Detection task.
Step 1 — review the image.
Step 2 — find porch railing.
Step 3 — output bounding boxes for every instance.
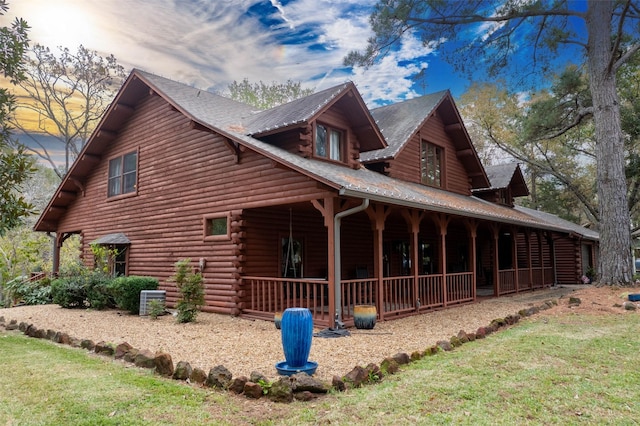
[417,274,444,310]
[498,269,517,294]
[243,276,331,325]
[340,278,377,320]
[446,272,474,304]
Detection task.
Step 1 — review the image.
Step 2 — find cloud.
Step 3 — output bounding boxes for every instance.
[7,0,439,106]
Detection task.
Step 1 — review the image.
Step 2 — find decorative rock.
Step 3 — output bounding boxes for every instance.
[267,378,293,403]
[380,357,399,375]
[568,297,581,307]
[457,330,470,343]
[70,338,82,348]
[24,325,35,336]
[123,348,139,363]
[365,363,383,381]
[95,341,115,356]
[5,322,18,331]
[450,336,462,347]
[115,342,133,359]
[250,371,268,384]
[332,375,346,392]
[154,352,174,377]
[228,376,248,394]
[205,365,233,389]
[54,332,71,345]
[18,322,28,332]
[289,372,330,393]
[491,318,507,329]
[173,361,193,380]
[189,367,207,384]
[476,327,487,339]
[134,349,156,369]
[46,329,57,340]
[80,339,95,350]
[243,381,264,399]
[623,301,637,311]
[505,314,520,325]
[343,365,368,389]
[437,340,453,351]
[425,345,440,355]
[410,350,423,361]
[34,328,47,339]
[392,352,411,365]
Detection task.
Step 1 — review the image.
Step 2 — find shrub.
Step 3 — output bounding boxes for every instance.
[51,269,115,309]
[170,259,204,323]
[3,276,53,306]
[109,276,159,314]
[51,275,87,308]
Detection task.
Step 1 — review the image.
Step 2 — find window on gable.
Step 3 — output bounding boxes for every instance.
[315,123,343,162]
[421,141,442,187]
[108,151,138,197]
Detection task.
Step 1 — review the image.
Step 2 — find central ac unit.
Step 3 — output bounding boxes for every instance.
[139,290,166,316]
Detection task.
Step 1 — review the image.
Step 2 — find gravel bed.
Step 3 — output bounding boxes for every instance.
[0,286,579,383]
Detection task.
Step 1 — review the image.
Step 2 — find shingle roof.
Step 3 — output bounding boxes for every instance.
[482,163,520,190]
[361,91,447,162]
[241,83,351,135]
[514,206,599,240]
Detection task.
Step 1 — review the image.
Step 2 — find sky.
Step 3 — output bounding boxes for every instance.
[6,0,458,107]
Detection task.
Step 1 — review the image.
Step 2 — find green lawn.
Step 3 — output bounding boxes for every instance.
[1,311,639,425]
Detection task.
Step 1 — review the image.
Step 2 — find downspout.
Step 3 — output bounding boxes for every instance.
[334,197,370,328]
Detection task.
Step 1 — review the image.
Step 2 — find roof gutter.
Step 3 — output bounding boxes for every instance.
[333,197,370,328]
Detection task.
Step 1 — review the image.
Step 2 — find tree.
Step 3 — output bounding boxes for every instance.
[0,0,35,236]
[345,0,640,285]
[227,78,314,110]
[10,44,126,178]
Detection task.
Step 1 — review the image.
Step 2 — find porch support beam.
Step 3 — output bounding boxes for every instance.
[312,197,337,327]
[433,214,450,306]
[511,226,519,293]
[367,203,390,322]
[464,219,479,301]
[526,229,533,289]
[402,210,424,310]
[490,224,500,297]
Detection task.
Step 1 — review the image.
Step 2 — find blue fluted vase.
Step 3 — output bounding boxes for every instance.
[280,307,313,368]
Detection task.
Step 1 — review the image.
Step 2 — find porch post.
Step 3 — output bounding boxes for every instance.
[465,220,478,301]
[512,226,519,292]
[52,233,61,276]
[367,204,389,322]
[402,210,423,310]
[491,224,500,297]
[435,214,449,306]
[536,230,544,286]
[526,229,533,289]
[312,197,336,328]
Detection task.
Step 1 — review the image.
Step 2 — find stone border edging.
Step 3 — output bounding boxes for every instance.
[0,297,563,403]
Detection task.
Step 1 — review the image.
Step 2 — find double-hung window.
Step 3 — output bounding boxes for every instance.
[315,124,343,162]
[108,151,137,197]
[421,141,442,187]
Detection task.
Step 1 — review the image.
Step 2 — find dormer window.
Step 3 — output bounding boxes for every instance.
[421,141,442,187]
[315,123,343,162]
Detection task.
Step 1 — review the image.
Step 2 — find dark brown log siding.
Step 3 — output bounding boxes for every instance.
[56,94,335,314]
[386,112,471,195]
[553,235,582,284]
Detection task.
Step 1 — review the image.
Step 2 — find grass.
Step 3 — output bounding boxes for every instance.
[1,311,640,425]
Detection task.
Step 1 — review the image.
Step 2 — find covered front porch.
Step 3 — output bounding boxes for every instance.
[239,198,555,327]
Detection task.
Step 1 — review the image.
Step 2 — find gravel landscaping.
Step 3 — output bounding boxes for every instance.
[1,285,587,383]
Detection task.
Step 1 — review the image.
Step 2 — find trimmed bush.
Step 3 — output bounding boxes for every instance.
[108,276,159,314]
[51,270,115,309]
[51,276,87,308]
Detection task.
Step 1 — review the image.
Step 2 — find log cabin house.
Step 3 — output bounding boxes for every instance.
[34,69,598,327]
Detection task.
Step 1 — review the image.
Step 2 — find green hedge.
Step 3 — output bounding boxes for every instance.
[51,271,115,309]
[108,276,159,314]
